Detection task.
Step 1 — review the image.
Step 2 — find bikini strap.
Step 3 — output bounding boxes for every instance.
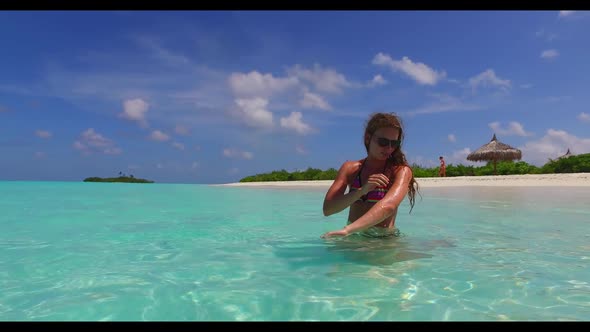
[356,159,369,201]
[356,158,366,186]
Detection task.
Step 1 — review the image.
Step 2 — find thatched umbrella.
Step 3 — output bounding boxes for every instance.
[557,148,574,160]
[466,134,522,175]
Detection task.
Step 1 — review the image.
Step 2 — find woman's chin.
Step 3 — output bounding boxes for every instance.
[369,153,390,161]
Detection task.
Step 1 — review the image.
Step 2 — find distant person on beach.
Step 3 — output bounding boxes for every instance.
[439,156,446,177]
[321,112,419,239]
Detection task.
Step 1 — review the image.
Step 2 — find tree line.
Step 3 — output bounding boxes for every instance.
[239,153,590,182]
[83,171,154,183]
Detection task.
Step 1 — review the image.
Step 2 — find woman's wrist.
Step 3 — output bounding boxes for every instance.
[358,185,369,196]
[343,225,353,235]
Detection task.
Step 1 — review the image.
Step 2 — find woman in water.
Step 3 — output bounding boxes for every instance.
[321,112,419,239]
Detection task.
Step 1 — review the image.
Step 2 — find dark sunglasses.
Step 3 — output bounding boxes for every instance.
[375,136,401,148]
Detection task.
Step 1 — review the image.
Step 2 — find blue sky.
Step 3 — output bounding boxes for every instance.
[1,10,590,184]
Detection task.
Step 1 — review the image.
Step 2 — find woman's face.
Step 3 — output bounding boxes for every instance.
[367,127,401,160]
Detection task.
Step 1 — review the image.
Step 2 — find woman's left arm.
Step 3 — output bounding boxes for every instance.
[321,166,413,238]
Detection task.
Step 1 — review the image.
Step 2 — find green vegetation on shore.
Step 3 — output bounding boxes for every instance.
[239,153,590,182]
[83,172,154,183]
[240,167,338,182]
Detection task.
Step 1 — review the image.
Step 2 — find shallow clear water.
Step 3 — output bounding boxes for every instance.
[1,181,589,321]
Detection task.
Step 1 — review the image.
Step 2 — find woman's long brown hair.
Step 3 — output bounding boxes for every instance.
[363,112,420,213]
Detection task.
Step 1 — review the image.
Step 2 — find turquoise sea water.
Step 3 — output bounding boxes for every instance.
[1,181,589,321]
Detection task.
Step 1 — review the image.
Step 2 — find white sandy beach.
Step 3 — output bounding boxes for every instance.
[217,173,590,188]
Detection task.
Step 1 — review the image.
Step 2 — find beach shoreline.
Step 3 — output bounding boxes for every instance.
[216,173,590,188]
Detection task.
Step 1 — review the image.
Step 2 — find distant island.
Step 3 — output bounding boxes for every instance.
[83,172,154,183]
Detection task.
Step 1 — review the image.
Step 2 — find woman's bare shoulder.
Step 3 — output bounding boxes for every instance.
[341,159,364,172]
[392,164,413,178]
[338,159,364,182]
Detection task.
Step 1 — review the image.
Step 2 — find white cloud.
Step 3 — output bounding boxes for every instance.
[448,134,456,143]
[367,74,387,87]
[280,112,313,135]
[468,69,511,92]
[408,155,437,168]
[35,130,52,139]
[191,161,200,169]
[544,96,572,103]
[73,128,122,155]
[520,129,590,165]
[171,142,185,150]
[541,49,559,60]
[520,83,533,89]
[578,112,590,122]
[136,36,192,67]
[228,71,299,98]
[119,98,149,127]
[489,121,534,137]
[228,167,239,175]
[405,93,481,116]
[448,148,480,166]
[372,52,446,86]
[535,29,558,42]
[234,97,274,129]
[73,141,85,151]
[150,130,170,142]
[287,64,352,93]
[223,148,254,160]
[558,11,575,18]
[300,90,331,110]
[295,145,307,155]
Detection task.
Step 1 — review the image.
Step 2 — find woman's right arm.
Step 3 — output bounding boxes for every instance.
[322,162,365,216]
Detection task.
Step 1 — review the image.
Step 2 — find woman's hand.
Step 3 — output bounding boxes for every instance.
[321,228,350,238]
[361,173,389,195]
